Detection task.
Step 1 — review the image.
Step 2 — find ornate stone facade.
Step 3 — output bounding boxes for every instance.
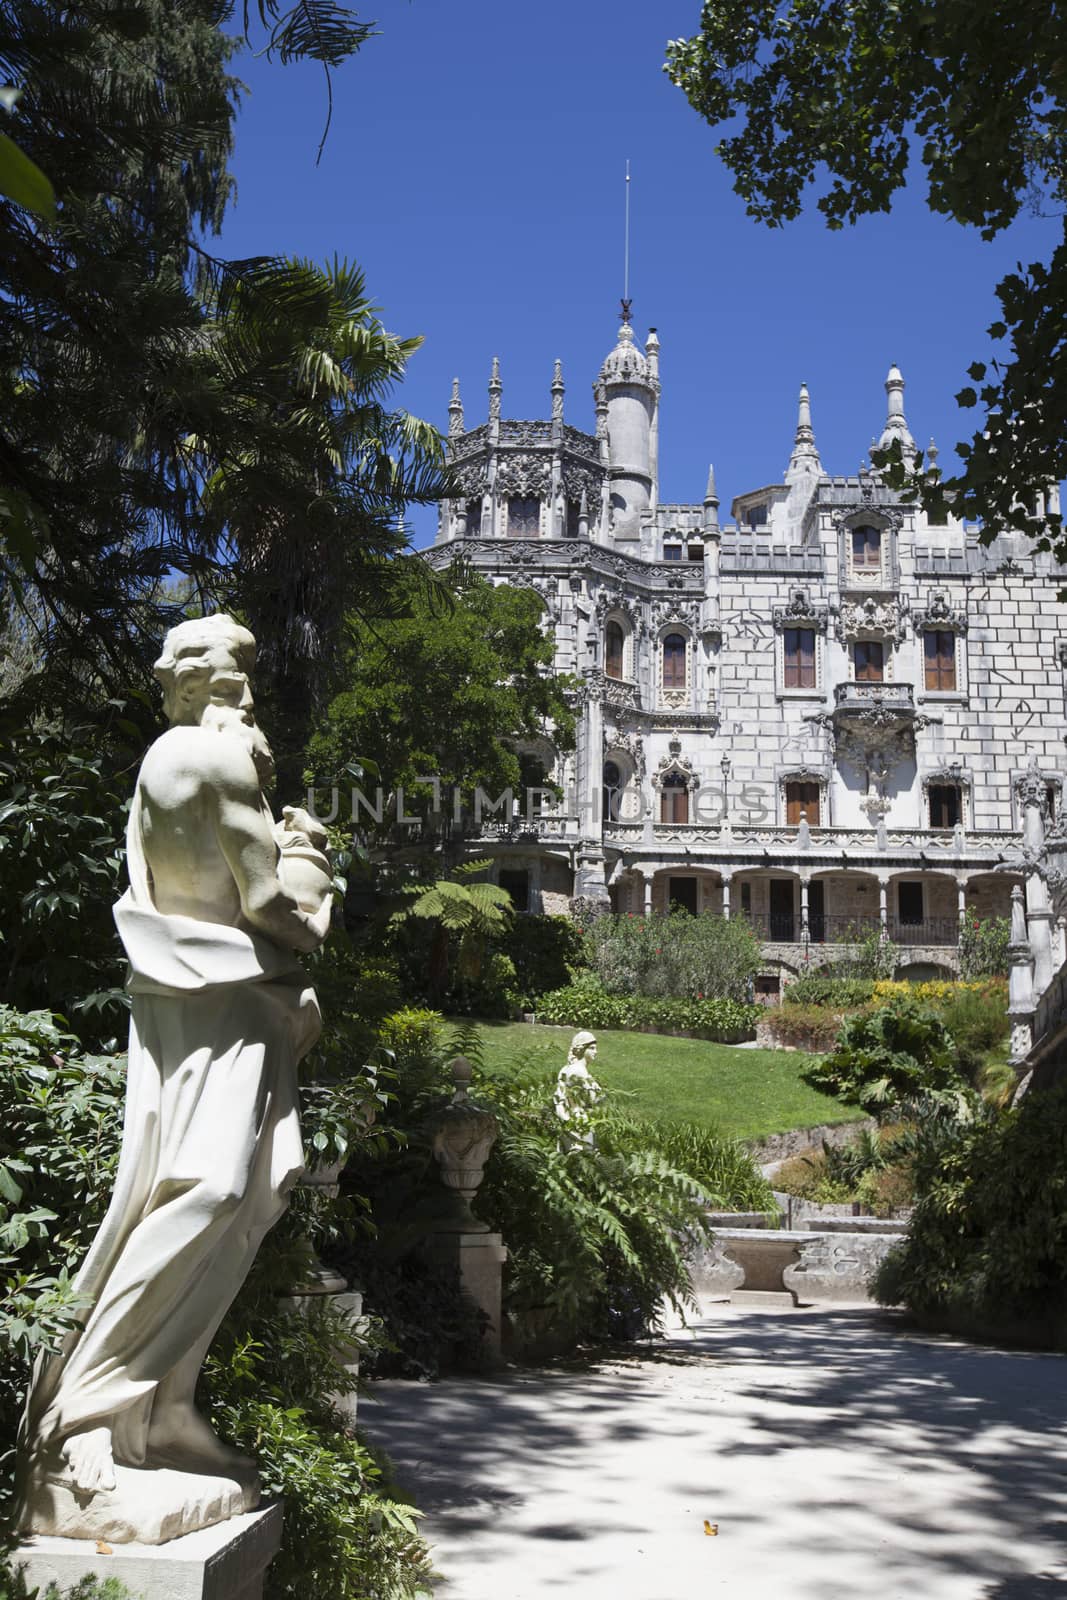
[429,328,1067,986]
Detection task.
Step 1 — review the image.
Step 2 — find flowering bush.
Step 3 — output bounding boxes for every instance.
[535,981,759,1041]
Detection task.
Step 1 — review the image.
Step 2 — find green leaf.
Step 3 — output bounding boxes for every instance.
[0,128,55,220]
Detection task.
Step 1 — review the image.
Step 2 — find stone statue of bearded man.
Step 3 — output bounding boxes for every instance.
[18,615,332,1545]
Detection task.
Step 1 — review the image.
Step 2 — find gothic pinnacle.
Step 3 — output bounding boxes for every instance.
[786,381,822,480]
[448,376,464,437]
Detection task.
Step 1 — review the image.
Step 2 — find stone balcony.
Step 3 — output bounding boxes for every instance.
[831,680,916,739]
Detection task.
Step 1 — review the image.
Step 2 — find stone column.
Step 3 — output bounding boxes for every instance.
[1026,871,1056,998]
[799,876,810,952]
[1007,885,1036,1065]
[878,879,889,940]
[643,870,654,918]
[721,874,732,920]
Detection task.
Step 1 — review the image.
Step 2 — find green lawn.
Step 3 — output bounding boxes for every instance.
[464,1019,863,1141]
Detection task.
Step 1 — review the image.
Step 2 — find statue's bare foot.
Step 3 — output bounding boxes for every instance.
[148,1405,257,1484]
[62,1427,116,1493]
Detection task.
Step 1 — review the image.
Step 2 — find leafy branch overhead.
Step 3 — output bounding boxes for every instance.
[665,0,1067,550]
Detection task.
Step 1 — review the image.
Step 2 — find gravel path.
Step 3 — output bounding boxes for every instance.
[360,1303,1067,1600]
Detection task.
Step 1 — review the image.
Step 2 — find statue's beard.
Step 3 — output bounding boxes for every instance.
[202,702,276,790]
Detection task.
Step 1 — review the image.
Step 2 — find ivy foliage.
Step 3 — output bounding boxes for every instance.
[665,0,1067,548]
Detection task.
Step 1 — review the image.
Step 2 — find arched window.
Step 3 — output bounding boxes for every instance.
[663,633,687,689]
[605,621,625,680]
[602,759,622,824]
[660,772,689,825]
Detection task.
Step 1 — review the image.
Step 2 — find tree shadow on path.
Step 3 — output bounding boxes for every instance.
[361,1306,1067,1599]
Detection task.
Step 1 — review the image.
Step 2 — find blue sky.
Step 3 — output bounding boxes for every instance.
[218,1,1060,547]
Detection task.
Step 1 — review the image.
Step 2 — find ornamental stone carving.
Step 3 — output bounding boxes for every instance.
[652,598,699,633]
[450,460,489,498]
[651,740,699,792]
[913,589,968,634]
[494,450,551,498]
[772,588,829,633]
[562,464,605,507]
[604,730,645,782]
[836,596,905,643]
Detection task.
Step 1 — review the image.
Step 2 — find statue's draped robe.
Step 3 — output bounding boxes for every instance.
[21,789,319,1471]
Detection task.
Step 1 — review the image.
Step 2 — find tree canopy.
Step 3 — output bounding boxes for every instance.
[309,565,576,843]
[665,0,1067,550]
[0,0,446,763]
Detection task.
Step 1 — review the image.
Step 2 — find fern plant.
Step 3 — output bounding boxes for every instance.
[389,859,513,1004]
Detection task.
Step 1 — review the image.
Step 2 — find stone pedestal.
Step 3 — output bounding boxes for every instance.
[426,1230,507,1360]
[14,1501,282,1600]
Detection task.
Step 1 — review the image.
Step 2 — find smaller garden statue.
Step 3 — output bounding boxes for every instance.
[554,1030,602,1149]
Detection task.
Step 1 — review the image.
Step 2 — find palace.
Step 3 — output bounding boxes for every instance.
[427,317,1067,992]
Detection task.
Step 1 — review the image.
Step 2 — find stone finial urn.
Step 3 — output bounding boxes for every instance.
[429,1057,498,1234]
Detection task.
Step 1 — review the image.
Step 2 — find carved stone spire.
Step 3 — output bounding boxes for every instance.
[551,358,564,424]
[785,382,822,481]
[448,376,464,439]
[878,363,917,461]
[488,356,502,426]
[703,463,720,533]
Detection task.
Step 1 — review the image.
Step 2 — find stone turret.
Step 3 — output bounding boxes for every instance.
[598,320,657,541]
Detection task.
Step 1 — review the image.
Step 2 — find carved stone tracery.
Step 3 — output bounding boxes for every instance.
[772,587,829,633]
[836,595,905,643]
[651,739,699,792]
[913,589,968,635]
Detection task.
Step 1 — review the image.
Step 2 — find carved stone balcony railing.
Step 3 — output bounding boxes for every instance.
[831,680,917,745]
[605,821,1012,859]
[474,815,582,843]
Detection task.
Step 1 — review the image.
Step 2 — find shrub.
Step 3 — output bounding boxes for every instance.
[937,981,1010,1083]
[873,1083,1067,1337]
[773,1123,917,1214]
[773,1147,853,1204]
[535,982,759,1042]
[801,995,970,1114]
[761,1002,845,1051]
[0,726,132,1044]
[831,927,900,981]
[584,910,761,1002]
[958,915,1011,979]
[644,1121,776,1215]
[501,915,587,1002]
[786,975,876,1009]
